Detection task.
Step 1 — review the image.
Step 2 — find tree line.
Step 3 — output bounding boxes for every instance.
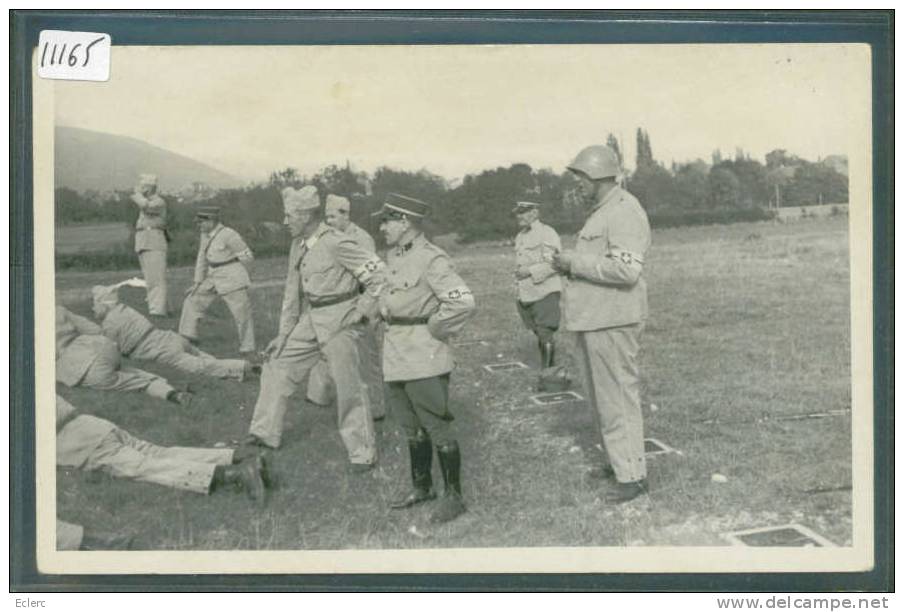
[55,129,848,269]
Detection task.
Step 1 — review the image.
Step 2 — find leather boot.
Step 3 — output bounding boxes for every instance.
[213,457,266,504]
[390,430,437,509]
[542,341,556,369]
[429,441,466,524]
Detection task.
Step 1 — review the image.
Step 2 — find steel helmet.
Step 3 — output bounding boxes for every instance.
[567,145,620,180]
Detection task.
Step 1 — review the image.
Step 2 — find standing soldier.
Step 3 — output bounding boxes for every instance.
[243,186,384,473]
[552,145,652,504]
[375,194,476,524]
[512,200,566,390]
[309,194,385,420]
[131,174,168,317]
[178,206,256,357]
[92,284,256,381]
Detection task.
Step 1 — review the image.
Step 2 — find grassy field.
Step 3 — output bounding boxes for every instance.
[55,216,852,549]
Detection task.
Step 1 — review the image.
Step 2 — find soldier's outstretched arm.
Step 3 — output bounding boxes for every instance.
[570,212,649,287]
[424,254,476,340]
[333,235,386,320]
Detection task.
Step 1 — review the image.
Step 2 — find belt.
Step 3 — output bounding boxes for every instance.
[124,326,156,356]
[208,257,239,269]
[308,290,359,309]
[385,316,430,326]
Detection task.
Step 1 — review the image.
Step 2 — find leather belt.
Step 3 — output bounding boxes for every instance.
[308,290,359,309]
[124,326,156,356]
[385,316,430,326]
[208,257,239,269]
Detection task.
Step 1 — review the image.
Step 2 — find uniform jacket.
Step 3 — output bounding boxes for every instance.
[56,306,117,386]
[100,304,155,355]
[345,221,376,253]
[515,220,563,303]
[193,223,253,295]
[132,193,168,252]
[381,234,476,381]
[562,186,651,332]
[56,395,116,468]
[278,223,385,343]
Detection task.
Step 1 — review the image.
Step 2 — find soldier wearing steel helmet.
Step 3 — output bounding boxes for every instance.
[374,194,476,524]
[552,145,652,504]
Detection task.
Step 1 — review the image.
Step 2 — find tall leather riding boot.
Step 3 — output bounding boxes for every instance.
[542,341,555,369]
[429,441,466,524]
[391,429,437,509]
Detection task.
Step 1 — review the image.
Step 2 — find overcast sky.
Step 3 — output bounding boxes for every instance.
[53,43,870,183]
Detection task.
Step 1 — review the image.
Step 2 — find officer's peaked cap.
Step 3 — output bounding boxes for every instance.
[195,206,220,220]
[372,193,431,219]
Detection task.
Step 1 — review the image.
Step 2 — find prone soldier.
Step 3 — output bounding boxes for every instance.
[56,395,269,504]
[552,145,652,504]
[179,206,257,356]
[92,284,257,381]
[375,194,476,523]
[131,174,169,317]
[56,306,192,407]
[243,186,385,473]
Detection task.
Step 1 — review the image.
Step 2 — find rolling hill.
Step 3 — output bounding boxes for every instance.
[55,126,244,193]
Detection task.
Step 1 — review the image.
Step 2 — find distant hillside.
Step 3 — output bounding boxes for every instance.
[55,126,244,193]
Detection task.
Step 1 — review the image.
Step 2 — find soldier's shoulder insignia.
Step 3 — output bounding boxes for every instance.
[446,287,472,300]
[620,251,633,264]
[364,259,380,272]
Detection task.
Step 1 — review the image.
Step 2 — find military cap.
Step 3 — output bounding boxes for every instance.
[372,193,431,219]
[325,194,351,214]
[282,185,320,215]
[91,284,120,307]
[138,173,158,187]
[195,206,220,220]
[512,201,540,214]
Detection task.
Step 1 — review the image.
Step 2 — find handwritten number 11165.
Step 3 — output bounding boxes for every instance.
[40,36,105,68]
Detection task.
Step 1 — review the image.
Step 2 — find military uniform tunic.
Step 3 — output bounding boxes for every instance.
[178,223,256,353]
[305,220,385,418]
[562,185,651,483]
[56,395,234,495]
[132,192,168,315]
[103,303,246,380]
[514,220,563,343]
[380,234,475,444]
[248,223,385,463]
[55,307,174,400]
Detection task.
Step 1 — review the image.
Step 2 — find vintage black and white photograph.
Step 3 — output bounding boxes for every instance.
[32,39,874,574]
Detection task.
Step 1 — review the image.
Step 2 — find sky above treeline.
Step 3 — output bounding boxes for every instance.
[53,44,869,183]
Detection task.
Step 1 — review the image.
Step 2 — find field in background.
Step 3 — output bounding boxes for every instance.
[55,217,853,550]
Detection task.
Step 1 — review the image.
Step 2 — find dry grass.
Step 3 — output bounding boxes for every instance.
[55,217,852,549]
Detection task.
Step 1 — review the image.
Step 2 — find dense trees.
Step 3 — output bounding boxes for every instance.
[57,128,849,251]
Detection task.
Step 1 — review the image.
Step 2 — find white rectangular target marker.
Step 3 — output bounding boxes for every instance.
[482,361,529,373]
[722,524,836,547]
[529,390,584,405]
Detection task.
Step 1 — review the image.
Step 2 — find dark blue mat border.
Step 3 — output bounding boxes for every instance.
[10,10,893,592]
